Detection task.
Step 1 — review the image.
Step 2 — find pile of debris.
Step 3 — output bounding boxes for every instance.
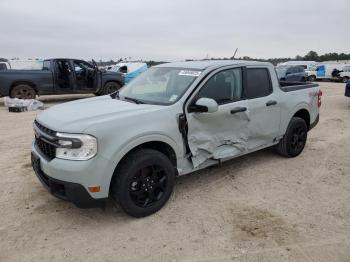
[4,97,44,112]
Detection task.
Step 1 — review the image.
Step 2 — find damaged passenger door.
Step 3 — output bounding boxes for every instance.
[186,67,250,168]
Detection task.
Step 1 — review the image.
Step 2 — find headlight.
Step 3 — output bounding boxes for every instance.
[55,133,97,161]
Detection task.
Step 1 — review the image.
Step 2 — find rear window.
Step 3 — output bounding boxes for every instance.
[245,68,272,99]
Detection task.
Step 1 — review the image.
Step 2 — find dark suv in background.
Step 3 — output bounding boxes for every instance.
[276,65,307,82]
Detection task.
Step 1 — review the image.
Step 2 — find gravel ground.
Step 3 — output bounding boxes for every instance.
[0,83,349,262]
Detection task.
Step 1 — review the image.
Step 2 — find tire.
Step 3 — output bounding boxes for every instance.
[342,77,349,83]
[111,149,175,217]
[101,82,121,95]
[308,75,316,82]
[275,117,308,158]
[10,84,36,99]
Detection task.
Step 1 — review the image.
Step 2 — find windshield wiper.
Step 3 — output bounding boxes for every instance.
[123,96,146,104]
[110,90,120,99]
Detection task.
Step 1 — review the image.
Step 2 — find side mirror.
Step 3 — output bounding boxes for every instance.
[190,98,218,113]
[286,71,291,75]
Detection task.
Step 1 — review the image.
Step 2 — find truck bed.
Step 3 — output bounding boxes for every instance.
[279,81,319,92]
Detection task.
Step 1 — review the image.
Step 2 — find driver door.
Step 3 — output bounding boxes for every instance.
[72,60,96,91]
[185,67,250,167]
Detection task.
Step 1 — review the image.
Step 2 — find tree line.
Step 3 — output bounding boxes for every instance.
[214,51,350,66]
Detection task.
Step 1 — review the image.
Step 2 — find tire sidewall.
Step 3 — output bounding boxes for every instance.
[114,150,175,217]
[11,84,36,99]
[103,82,121,95]
[285,118,308,157]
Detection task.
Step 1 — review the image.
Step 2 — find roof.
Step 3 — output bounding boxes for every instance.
[155,60,272,70]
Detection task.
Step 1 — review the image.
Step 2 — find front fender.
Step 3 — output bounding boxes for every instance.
[109,133,181,167]
[102,133,182,193]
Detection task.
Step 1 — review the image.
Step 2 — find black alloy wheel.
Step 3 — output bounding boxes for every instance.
[111,149,175,217]
[129,165,167,208]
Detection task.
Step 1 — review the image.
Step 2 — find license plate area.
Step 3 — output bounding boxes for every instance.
[31,152,50,187]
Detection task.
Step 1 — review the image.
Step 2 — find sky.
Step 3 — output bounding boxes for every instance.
[0,0,349,61]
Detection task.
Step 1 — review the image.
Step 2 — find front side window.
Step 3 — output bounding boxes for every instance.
[74,60,94,72]
[245,68,272,99]
[196,68,242,104]
[119,67,201,105]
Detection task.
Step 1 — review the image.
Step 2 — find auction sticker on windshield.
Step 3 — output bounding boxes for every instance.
[178,70,202,77]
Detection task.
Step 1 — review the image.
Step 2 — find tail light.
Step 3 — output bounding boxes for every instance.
[317,90,322,107]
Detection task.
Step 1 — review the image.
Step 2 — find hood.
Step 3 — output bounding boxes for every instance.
[102,70,123,77]
[36,95,163,132]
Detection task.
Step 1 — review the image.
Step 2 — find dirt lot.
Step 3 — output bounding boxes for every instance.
[0,83,349,262]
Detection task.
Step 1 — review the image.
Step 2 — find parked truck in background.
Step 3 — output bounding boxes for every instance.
[31,60,321,217]
[276,65,307,82]
[0,58,124,99]
[339,65,350,83]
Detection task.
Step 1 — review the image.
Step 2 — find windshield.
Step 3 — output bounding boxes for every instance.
[119,67,201,105]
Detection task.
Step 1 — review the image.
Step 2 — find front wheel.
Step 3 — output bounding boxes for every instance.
[275,117,308,157]
[308,75,316,82]
[342,77,349,83]
[101,82,121,95]
[111,149,175,217]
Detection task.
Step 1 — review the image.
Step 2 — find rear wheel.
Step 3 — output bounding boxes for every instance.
[275,117,308,157]
[10,84,36,99]
[111,149,175,217]
[101,82,121,95]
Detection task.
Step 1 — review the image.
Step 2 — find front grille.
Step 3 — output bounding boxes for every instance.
[34,120,56,136]
[35,137,56,160]
[34,120,57,160]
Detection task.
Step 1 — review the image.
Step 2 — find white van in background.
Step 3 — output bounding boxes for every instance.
[107,62,148,84]
[0,62,10,70]
[8,59,43,70]
[278,61,317,71]
[306,63,349,81]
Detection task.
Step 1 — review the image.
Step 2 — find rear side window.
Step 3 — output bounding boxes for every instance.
[245,68,272,99]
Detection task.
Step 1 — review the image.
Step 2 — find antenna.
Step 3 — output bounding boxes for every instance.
[232,48,238,59]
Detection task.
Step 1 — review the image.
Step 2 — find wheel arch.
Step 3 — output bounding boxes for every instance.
[103,80,122,88]
[107,136,181,194]
[292,108,310,130]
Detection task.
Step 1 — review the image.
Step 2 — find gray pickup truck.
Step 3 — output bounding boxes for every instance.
[0,58,124,99]
[31,60,321,217]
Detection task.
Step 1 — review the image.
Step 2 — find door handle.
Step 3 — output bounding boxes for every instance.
[230,107,247,114]
[266,100,277,106]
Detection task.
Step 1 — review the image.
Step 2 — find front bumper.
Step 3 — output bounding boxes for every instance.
[31,151,107,208]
